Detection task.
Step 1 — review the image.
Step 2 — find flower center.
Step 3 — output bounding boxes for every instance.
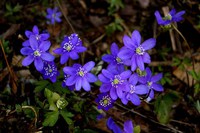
[77,67,86,77]
[136,46,144,55]
[44,63,57,77]
[163,14,172,20]
[63,42,74,52]
[147,81,152,87]
[34,50,41,57]
[129,85,135,94]
[100,95,111,107]
[35,35,40,40]
[116,57,122,64]
[111,75,123,88]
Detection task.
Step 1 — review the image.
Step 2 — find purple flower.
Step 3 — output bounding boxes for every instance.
[62,74,75,91]
[39,61,59,83]
[23,25,50,47]
[95,92,115,111]
[63,61,97,91]
[107,117,134,133]
[154,8,185,26]
[102,42,125,71]
[20,36,55,71]
[46,7,62,24]
[139,67,163,101]
[118,30,156,71]
[98,67,131,100]
[53,33,86,64]
[121,73,148,106]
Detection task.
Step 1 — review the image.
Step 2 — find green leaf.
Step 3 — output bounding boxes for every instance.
[134,125,141,133]
[154,91,180,124]
[60,109,74,125]
[34,80,50,93]
[13,3,22,12]
[43,111,59,127]
[195,100,200,113]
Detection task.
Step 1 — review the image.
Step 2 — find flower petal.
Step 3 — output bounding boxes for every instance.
[143,53,151,63]
[32,25,39,34]
[129,73,138,85]
[53,48,63,54]
[98,74,109,83]
[41,53,55,61]
[100,83,111,92]
[22,55,34,66]
[123,35,135,49]
[172,11,185,22]
[120,70,131,79]
[151,73,163,82]
[66,75,77,86]
[142,38,156,50]
[110,87,117,100]
[102,54,114,63]
[118,47,133,60]
[82,78,91,91]
[135,85,148,94]
[85,73,97,83]
[60,53,69,64]
[20,47,33,55]
[69,51,79,60]
[131,56,137,71]
[83,61,95,72]
[102,69,113,79]
[40,33,50,41]
[154,11,165,25]
[123,120,133,133]
[25,30,32,38]
[152,83,163,92]
[63,66,76,75]
[111,42,119,55]
[39,41,51,52]
[136,55,144,71]
[75,46,87,53]
[131,30,141,46]
[130,94,141,106]
[116,88,123,98]
[22,40,30,47]
[75,77,82,91]
[29,36,38,50]
[34,57,43,71]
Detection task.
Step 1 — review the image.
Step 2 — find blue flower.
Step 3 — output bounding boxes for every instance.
[95,92,115,111]
[98,67,131,100]
[121,73,148,106]
[39,61,59,83]
[118,30,156,71]
[20,36,55,71]
[139,67,163,101]
[46,7,62,24]
[107,117,134,133]
[53,33,86,64]
[23,25,50,47]
[102,42,125,71]
[154,8,185,26]
[62,74,75,91]
[63,61,97,91]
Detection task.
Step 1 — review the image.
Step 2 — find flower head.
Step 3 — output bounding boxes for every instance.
[20,36,55,71]
[98,67,131,100]
[23,25,50,47]
[40,61,59,83]
[95,92,115,111]
[53,33,86,64]
[102,42,125,71]
[154,8,185,26]
[46,7,62,24]
[121,73,148,106]
[118,30,156,71]
[63,61,97,91]
[139,67,163,101]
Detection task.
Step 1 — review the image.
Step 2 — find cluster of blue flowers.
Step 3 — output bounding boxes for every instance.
[20,6,185,133]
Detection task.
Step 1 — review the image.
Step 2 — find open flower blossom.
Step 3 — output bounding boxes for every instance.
[20,36,55,71]
[63,61,97,91]
[23,25,50,47]
[46,7,62,24]
[107,117,134,133]
[98,67,131,100]
[39,61,59,83]
[121,73,148,106]
[53,33,86,64]
[118,30,156,71]
[62,74,75,91]
[139,67,163,101]
[95,92,115,111]
[102,42,125,71]
[154,8,185,26]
